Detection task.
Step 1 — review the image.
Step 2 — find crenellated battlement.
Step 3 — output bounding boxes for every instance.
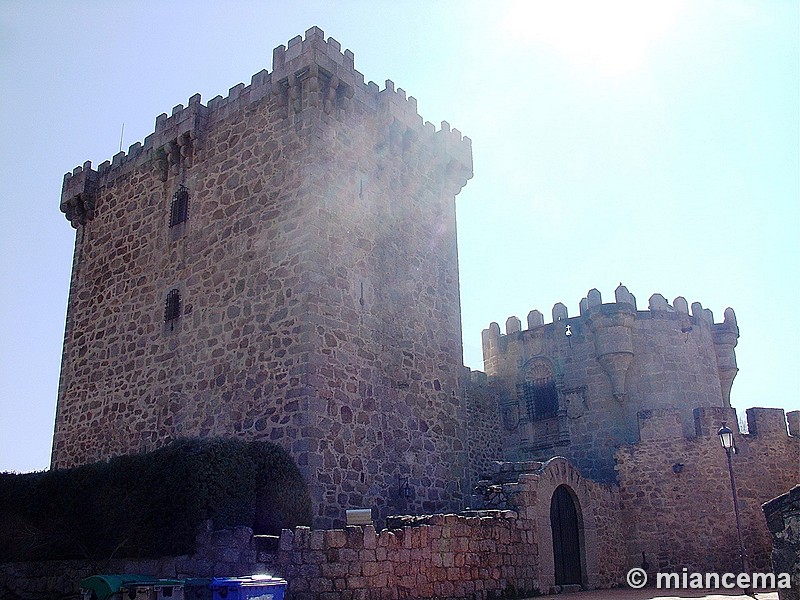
[637,406,798,442]
[60,26,472,227]
[60,160,99,227]
[482,283,738,345]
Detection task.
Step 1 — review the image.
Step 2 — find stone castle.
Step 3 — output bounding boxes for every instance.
[52,26,798,590]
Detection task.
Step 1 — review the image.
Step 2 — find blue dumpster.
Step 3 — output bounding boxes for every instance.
[209,576,286,600]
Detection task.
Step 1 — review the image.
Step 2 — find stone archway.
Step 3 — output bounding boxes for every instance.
[532,458,600,591]
[476,456,624,592]
[550,484,583,586]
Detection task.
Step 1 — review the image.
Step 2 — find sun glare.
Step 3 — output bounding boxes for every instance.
[502,0,686,77]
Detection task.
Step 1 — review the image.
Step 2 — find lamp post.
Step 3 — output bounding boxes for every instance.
[717,423,748,577]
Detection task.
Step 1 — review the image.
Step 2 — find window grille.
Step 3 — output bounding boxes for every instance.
[169,185,189,227]
[520,378,558,421]
[164,289,181,326]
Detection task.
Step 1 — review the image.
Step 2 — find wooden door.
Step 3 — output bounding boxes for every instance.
[550,485,582,585]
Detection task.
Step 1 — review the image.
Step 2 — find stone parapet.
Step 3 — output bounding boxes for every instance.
[268,514,537,600]
[0,514,538,600]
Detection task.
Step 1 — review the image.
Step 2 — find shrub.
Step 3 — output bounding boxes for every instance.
[0,438,311,562]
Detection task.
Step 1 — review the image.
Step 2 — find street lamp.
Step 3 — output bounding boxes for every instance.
[717,423,748,577]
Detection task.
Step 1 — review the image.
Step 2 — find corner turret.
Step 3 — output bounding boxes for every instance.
[712,308,739,407]
[585,288,636,401]
[60,162,98,228]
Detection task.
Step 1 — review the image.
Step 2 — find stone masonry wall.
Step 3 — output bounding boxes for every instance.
[482,285,739,483]
[471,457,626,591]
[266,514,538,600]
[462,368,503,492]
[614,406,800,575]
[52,27,473,529]
[288,58,472,525]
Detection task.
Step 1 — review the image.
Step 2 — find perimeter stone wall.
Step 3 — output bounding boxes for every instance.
[615,406,800,574]
[0,514,540,600]
[265,514,538,600]
[463,368,503,492]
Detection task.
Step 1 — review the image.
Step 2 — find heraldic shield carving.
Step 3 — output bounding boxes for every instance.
[502,401,520,431]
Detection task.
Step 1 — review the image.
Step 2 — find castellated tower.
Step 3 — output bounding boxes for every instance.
[480,285,740,482]
[52,27,473,528]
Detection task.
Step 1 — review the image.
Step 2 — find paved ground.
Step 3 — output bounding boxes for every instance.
[530,589,781,600]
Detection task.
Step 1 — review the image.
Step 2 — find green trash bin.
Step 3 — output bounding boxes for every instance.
[80,575,154,600]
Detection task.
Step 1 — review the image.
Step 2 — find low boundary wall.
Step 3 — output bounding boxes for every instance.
[264,512,537,600]
[0,512,540,600]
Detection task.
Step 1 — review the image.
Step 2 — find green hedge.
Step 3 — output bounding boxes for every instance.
[0,438,311,562]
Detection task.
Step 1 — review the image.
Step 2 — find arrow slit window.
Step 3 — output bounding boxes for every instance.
[169,185,189,227]
[164,289,181,329]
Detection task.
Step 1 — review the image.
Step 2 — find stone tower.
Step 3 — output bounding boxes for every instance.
[479,285,740,482]
[53,27,473,528]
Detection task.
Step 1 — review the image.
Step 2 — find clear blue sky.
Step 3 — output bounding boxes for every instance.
[1,1,797,473]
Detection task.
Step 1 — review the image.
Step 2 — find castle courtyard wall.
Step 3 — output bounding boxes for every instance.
[614,406,800,574]
[471,457,627,591]
[463,368,503,490]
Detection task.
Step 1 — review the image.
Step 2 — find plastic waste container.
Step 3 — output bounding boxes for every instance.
[209,576,286,600]
[121,579,184,600]
[80,575,154,600]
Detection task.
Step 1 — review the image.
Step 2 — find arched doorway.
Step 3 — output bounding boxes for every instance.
[550,484,583,586]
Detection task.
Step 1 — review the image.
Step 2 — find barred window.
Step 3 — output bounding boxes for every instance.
[164,289,181,326]
[518,358,558,422]
[169,185,189,227]
[521,379,559,421]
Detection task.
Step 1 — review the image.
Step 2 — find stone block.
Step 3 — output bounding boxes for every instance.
[788,411,800,437]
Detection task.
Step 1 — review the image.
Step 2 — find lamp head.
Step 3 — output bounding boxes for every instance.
[717,423,734,450]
